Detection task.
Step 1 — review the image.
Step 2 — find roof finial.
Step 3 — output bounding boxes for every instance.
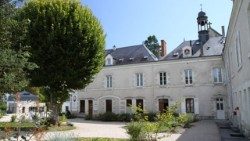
[200,4,203,11]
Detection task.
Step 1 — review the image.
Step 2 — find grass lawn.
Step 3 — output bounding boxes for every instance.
[77,138,128,141]
[0,122,75,132]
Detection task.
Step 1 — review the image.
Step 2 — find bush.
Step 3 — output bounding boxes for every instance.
[97,112,118,121]
[59,114,67,123]
[146,113,157,122]
[126,122,144,140]
[117,113,132,122]
[10,115,16,122]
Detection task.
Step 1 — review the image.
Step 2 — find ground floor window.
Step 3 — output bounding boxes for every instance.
[186,98,194,113]
[29,107,37,112]
[159,99,169,113]
[126,99,132,107]
[22,107,25,113]
[136,99,143,111]
[106,99,112,113]
[216,98,224,110]
[80,100,85,113]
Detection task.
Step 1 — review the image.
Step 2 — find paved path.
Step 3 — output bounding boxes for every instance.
[172,120,220,141]
[42,119,220,141]
[43,118,129,140]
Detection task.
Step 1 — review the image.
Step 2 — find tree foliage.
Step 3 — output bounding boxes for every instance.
[19,0,105,110]
[144,35,160,57]
[0,0,37,94]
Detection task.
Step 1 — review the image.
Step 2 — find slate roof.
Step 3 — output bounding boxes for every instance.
[8,91,38,101]
[105,44,158,65]
[162,27,224,60]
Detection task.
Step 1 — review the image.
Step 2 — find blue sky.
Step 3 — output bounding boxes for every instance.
[81,0,232,52]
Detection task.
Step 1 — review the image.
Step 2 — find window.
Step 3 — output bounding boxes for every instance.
[136,99,144,112]
[106,100,112,112]
[65,106,69,112]
[186,98,194,113]
[22,107,25,113]
[184,69,193,85]
[80,100,85,113]
[216,98,224,110]
[126,99,132,107]
[236,31,242,67]
[159,99,169,113]
[136,73,143,87]
[213,68,223,83]
[159,72,167,85]
[106,75,112,88]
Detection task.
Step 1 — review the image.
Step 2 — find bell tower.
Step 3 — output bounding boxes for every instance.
[197,8,209,45]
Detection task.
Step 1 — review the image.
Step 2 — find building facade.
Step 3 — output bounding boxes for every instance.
[223,0,250,137]
[66,10,228,120]
[7,91,46,119]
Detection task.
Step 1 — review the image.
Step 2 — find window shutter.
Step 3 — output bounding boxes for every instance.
[143,99,146,112]
[102,77,106,88]
[143,73,146,87]
[194,98,199,114]
[155,73,159,86]
[192,70,196,84]
[181,98,186,113]
[181,71,185,84]
[167,73,170,85]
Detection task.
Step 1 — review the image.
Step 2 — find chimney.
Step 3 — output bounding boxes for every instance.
[221,26,225,37]
[113,45,116,51]
[160,40,167,57]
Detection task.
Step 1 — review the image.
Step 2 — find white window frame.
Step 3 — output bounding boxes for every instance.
[136,73,143,87]
[106,75,112,88]
[213,68,223,83]
[159,72,167,86]
[184,69,193,85]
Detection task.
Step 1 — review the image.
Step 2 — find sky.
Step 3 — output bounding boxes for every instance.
[81,0,232,52]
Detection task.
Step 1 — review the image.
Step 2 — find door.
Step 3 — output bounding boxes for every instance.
[159,99,169,113]
[88,100,93,117]
[80,100,85,113]
[106,99,112,113]
[216,98,225,119]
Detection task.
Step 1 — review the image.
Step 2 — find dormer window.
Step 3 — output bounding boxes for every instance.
[183,46,192,58]
[118,58,124,62]
[173,52,179,57]
[105,54,113,66]
[129,57,134,61]
[143,56,148,59]
[184,49,190,55]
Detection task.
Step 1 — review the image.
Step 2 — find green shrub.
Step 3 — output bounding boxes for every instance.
[177,114,189,126]
[10,115,16,122]
[84,114,93,120]
[126,122,144,140]
[146,113,157,122]
[97,112,118,121]
[117,113,132,122]
[59,114,67,123]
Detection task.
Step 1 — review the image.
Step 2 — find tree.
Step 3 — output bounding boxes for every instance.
[0,0,37,94]
[144,35,160,57]
[20,0,105,121]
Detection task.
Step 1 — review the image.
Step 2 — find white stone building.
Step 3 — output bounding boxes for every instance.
[67,10,228,120]
[223,0,250,137]
[7,91,46,119]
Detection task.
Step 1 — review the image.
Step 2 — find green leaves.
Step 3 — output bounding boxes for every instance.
[0,1,37,94]
[19,0,105,105]
[144,35,160,57]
